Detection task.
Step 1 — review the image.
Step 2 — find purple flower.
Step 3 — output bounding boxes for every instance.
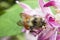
[16,0,60,40]
[44,1,55,7]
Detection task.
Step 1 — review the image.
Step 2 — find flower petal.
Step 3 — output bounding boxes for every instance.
[39,0,54,17]
[44,1,55,7]
[45,14,60,28]
[16,1,32,11]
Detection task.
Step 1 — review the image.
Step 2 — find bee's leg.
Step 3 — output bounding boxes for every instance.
[30,26,34,32]
[17,20,23,26]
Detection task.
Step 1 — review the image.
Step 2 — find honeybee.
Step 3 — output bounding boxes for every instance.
[17,13,46,32]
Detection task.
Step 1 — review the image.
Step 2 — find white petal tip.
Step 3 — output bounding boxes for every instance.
[16,1,20,4]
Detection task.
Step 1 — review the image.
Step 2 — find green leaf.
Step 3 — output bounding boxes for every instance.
[0,5,23,37]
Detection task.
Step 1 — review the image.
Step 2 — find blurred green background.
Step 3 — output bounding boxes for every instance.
[0,0,55,40]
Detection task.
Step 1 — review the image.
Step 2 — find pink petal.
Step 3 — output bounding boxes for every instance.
[39,0,53,17]
[44,1,55,7]
[16,1,32,11]
[45,14,60,28]
[43,29,57,40]
[49,0,60,8]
